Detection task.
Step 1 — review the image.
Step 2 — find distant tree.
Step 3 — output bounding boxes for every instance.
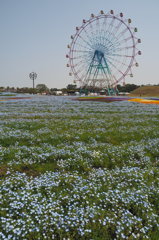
[61,88,67,94]
[66,84,77,90]
[125,84,140,92]
[50,88,58,92]
[36,84,48,93]
[50,88,59,95]
[16,87,37,94]
[117,84,139,93]
[0,87,4,92]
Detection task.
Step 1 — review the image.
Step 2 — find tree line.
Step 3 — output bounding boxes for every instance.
[0,83,140,95]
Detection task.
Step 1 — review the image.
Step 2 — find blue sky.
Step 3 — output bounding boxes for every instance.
[0,0,159,88]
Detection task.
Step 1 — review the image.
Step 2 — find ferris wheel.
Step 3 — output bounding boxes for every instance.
[66,10,141,94]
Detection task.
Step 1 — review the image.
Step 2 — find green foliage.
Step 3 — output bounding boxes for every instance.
[36,84,49,93]
[66,84,77,90]
[117,83,140,92]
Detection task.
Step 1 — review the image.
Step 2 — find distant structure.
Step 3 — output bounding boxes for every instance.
[29,72,37,89]
[66,10,141,95]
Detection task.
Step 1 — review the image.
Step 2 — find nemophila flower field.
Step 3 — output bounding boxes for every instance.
[0,95,159,240]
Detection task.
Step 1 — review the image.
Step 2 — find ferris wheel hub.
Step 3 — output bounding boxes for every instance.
[94,50,104,59]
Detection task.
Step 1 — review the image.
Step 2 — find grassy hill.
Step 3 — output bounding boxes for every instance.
[130,85,159,97]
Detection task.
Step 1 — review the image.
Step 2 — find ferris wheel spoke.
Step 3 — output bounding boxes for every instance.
[76,65,89,75]
[82,21,96,42]
[106,34,118,47]
[72,50,92,53]
[116,35,134,45]
[71,54,90,60]
[103,71,111,82]
[117,36,134,45]
[107,55,130,68]
[100,33,107,46]
[70,54,89,60]
[77,34,93,49]
[71,58,91,67]
[107,38,121,54]
[110,53,132,58]
[82,23,96,44]
[98,19,107,44]
[107,58,126,76]
[105,31,116,45]
[87,21,97,42]
[95,17,100,36]
[101,16,108,35]
[75,60,89,69]
[72,51,91,58]
[116,28,131,42]
[105,18,119,43]
[72,59,88,68]
[74,41,92,51]
[107,41,120,52]
[114,20,123,34]
[106,18,115,35]
[109,20,127,44]
[80,73,86,80]
[75,68,83,75]
[76,68,88,77]
[92,18,105,42]
[75,60,89,70]
[112,27,131,43]
[114,46,135,52]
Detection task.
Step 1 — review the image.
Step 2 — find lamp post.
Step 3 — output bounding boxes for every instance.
[29,72,37,89]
